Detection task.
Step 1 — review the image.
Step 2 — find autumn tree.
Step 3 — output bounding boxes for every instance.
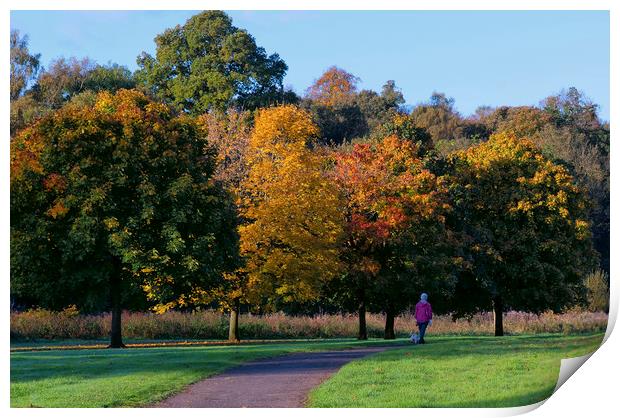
[302,67,363,144]
[11,89,238,347]
[476,106,551,139]
[540,88,609,272]
[11,54,135,137]
[197,110,253,341]
[376,114,434,156]
[408,92,463,148]
[136,11,288,114]
[239,105,345,311]
[304,69,406,145]
[306,66,359,107]
[332,135,452,339]
[446,133,597,336]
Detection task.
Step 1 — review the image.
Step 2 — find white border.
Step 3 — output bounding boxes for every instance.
[3,2,617,418]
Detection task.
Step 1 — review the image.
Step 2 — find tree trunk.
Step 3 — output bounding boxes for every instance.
[357,287,368,340]
[493,296,504,337]
[228,298,240,342]
[108,257,125,348]
[384,309,396,339]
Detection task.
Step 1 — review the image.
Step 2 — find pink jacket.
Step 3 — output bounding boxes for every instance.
[415,301,433,323]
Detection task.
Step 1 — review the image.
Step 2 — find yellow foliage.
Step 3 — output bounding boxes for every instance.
[239,105,344,305]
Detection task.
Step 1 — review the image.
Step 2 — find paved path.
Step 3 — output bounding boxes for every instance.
[155,346,394,408]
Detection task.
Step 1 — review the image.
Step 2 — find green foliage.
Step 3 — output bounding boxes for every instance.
[302,99,368,145]
[447,133,597,319]
[376,113,433,156]
[11,89,239,318]
[135,11,288,113]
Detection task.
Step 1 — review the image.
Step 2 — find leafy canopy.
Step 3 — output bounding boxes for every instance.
[136,11,288,114]
[447,132,596,315]
[11,89,238,312]
[239,105,345,307]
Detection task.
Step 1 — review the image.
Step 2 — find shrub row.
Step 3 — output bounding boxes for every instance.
[10,308,608,341]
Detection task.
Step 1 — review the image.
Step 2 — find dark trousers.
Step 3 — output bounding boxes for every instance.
[417,321,429,342]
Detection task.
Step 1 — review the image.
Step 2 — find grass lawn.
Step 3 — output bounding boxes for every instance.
[308,333,604,408]
[10,338,400,407]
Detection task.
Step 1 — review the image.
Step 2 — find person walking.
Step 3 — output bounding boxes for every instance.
[414,293,433,344]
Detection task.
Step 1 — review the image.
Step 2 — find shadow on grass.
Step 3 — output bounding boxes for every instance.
[11,339,404,384]
[11,334,602,386]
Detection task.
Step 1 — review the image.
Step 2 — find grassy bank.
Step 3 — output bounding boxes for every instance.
[308,333,604,408]
[11,309,608,341]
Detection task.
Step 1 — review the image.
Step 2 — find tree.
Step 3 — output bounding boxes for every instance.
[11,57,135,137]
[135,10,288,114]
[584,269,609,313]
[447,132,597,336]
[376,114,434,156]
[540,88,609,272]
[32,58,135,109]
[306,66,360,107]
[239,105,345,310]
[356,80,405,134]
[409,92,462,142]
[11,89,238,347]
[471,94,609,275]
[10,30,43,137]
[476,106,551,140]
[332,135,452,339]
[302,99,368,145]
[530,124,609,274]
[197,109,253,341]
[542,87,602,135]
[10,30,41,101]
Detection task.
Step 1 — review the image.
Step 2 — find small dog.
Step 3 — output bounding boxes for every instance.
[410,332,420,344]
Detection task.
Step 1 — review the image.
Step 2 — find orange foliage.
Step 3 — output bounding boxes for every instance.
[333,135,449,255]
[306,66,359,107]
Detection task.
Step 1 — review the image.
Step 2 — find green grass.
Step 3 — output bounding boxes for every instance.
[10,338,401,407]
[308,333,605,408]
[12,334,604,408]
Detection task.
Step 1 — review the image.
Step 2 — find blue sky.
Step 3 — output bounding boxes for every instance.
[10,10,610,121]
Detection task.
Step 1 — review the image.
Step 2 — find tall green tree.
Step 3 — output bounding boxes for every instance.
[11,89,238,347]
[447,132,597,336]
[135,10,288,114]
